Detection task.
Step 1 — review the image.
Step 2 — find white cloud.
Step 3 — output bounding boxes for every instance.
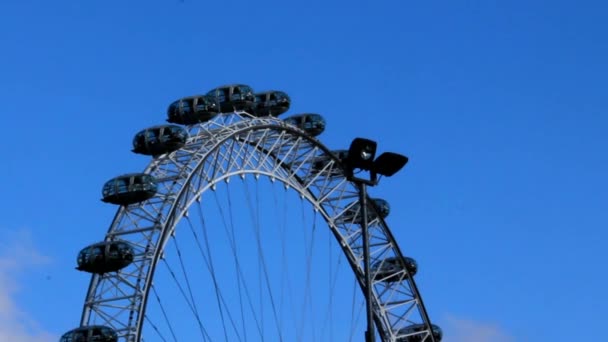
[0,229,56,342]
[443,315,514,342]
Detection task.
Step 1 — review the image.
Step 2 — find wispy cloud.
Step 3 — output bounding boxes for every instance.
[443,314,514,342]
[0,229,56,342]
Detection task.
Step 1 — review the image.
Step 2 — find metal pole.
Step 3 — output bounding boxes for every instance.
[358,181,376,342]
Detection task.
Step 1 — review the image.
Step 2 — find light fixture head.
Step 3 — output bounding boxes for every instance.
[347,138,377,171]
[373,152,408,177]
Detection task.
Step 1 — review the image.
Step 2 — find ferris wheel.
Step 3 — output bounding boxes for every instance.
[60,84,442,342]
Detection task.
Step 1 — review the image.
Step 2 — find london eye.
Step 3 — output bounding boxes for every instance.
[60,84,441,342]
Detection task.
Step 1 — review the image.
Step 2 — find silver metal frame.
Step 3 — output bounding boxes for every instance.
[78,112,435,342]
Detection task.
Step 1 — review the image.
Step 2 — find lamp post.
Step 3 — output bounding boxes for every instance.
[344,138,408,342]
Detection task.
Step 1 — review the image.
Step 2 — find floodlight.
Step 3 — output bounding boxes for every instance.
[347,138,377,171]
[372,152,408,177]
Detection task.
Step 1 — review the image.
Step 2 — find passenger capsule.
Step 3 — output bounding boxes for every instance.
[283,113,326,137]
[206,84,255,113]
[101,173,157,205]
[341,198,390,223]
[60,325,118,342]
[167,95,218,125]
[252,90,291,117]
[372,256,418,283]
[76,241,134,274]
[396,324,443,342]
[311,149,348,175]
[132,125,188,156]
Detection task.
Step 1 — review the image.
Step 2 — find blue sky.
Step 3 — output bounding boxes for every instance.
[1,0,607,341]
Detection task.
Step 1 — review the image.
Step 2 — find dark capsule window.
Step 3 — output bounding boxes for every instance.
[372,256,418,283]
[342,198,390,223]
[77,241,135,274]
[252,90,291,117]
[396,324,443,342]
[432,325,443,341]
[403,256,418,276]
[60,325,118,342]
[311,149,348,175]
[132,125,188,156]
[167,95,218,125]
[372,198,390,218]
[283,113,326,137]
[206,84,255,113]
[102,173,157,205]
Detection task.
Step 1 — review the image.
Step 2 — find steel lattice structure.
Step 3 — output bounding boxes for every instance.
[78,111,436,342]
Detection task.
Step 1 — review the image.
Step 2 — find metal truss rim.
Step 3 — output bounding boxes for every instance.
[80,113,435,342]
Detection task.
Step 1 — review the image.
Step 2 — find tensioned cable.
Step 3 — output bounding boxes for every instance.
[349,277,358,342]
[309,208,319,342]
[296,196,309,341]
[224,181,248,342]
[169,235,212,341]
[273,180,300,339]
[297,196,317,341]
[257,194,265,342]
[255,178,282,341]
[158,257,211,341]
[226,141,260,341]
[183,214,249,340]
[150,284,178,342]
[143,314,169,342]
[192,204,244,341]
[182,212,232,336]
[271,180,284,335]
[243,179,283,341]
[212,181,265,340]
[319,232,345,339]
[271,180,289,337]
[258,252,264,338]
[348,279,366,342]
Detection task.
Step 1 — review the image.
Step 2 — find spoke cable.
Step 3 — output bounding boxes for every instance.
[170,235,212,341]
[320,237,344,340]
[212,183,264,341]
[143,314,169,342]
[298,197,317,341]
[275,183,300,339]
[243,179,283,341]
[348,279,366,342]
[185,211,255,342]
[159,257,211,341]
[225,180,252,342]
[309,210,318,342]
[193,204,242,342]
[151,284,179,342]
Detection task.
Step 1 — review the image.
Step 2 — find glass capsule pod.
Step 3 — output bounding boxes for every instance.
[396,324,443,342]
[132,125,188,156]
[206,84,255,113]
[101,173,157,205]
[311,149,349,175]
[76,240,134,274]
[341,198,390,223]
[252,90,291,117]
[167,95,218,125]
[59,325,118,342]
[371,256,418,283]
[283,113,326,137]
